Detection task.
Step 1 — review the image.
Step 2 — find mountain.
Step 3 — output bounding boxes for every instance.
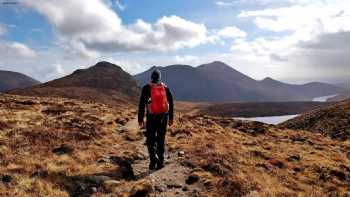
[0,70,40,92]
[259,77,342,101]
[135,61,266,102]
[279,99,350,140]
[134,61,342,102]
[328,85,350,101]
[9,61,140,106]
[336,82,350,90]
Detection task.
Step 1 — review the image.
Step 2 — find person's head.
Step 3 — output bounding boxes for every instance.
[151,69,161,83]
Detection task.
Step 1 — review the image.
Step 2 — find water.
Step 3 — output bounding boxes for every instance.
[312,94,338,102]
[234,114,299,125]
[231,94,338,125]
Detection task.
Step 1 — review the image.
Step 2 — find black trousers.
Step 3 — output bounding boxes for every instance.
[146,113,168,164]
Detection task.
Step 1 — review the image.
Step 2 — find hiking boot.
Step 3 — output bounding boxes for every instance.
[156,160,164,170]
[148,158,158,170]
[149,160,157,170]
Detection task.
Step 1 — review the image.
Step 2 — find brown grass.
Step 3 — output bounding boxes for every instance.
[0,94,137,196]
[168,114,350,196]
[0,94,349,196]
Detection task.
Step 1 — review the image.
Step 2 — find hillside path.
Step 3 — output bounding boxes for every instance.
[121,119,195,196]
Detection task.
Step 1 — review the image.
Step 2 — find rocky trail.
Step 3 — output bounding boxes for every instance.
[119,119,196,197]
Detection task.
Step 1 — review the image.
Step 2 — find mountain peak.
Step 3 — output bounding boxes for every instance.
[94,61,116,67]
[91,61,122,71]
[167,64,194,70]
[72,61,122,76]
[200,61,229,67]
[212,60,227,65]
[262,77,276,82]
[198,61,236,72]
[260,77,289,87]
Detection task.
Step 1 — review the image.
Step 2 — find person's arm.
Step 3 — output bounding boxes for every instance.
[166,87,174,123]
[138,85,148,125]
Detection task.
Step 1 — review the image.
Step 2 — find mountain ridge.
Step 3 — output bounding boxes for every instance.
[9,61,140,106]
[134,61,342,102]
[0,70,40,92]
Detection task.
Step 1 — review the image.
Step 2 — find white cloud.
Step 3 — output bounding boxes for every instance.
[53,63,66,75]
[231,0,350,82]
[239,0,350,35]
[66,40,100,59]
[2,0,345,84]
[215,1,236,7]
[217,26,247,38]
[175,55,200,65]
[239,4,350,34]
[152,16,210,50]
[0,42,37,59]
[23,0,213,57]
[103,58,146,75]
[216,0,290,7]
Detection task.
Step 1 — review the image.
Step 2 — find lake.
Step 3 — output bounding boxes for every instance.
[233,94,337,125]
[234,114,299,125]
[312,94,338,102]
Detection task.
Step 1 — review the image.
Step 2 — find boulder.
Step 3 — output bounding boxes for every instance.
[1,175,12,183]
[129,180,153,197]
[186,174,200,185]
[52,144,74,155]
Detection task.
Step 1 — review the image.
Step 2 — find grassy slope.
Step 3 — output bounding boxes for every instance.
[169,115,350,196]
[176,101,329,117]
[279,99,350,140]
[0,94,349,196]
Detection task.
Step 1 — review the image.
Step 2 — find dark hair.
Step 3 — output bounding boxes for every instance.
[151,69,161,83]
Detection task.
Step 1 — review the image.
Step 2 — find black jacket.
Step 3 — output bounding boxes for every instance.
[138,83,174,123]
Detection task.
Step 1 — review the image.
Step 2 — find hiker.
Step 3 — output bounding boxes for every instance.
[138,69,174,170]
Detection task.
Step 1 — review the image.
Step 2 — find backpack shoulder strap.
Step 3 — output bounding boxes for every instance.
[149,82,167,88]
[148,83,157,88]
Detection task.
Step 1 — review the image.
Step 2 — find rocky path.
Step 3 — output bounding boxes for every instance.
[121,119,195,196]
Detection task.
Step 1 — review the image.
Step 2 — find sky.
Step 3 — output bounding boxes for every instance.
[0,0,349,84]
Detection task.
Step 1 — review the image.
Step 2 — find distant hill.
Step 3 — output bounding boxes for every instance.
[279,99,350,140]
[9,61,140,106]
[329,91,350,102]
[336,83,350,90]
[0,70,40,92]
[259,77,342,101]
[134,61,342,102]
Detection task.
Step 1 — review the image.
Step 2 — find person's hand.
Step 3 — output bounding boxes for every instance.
[139,121,145,129]
[168,119,174,126]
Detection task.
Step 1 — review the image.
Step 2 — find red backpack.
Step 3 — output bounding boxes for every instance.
[148,83,169,114]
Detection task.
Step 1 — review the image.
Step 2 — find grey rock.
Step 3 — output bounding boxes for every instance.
[87,175,112,185]
[178,151,185,157]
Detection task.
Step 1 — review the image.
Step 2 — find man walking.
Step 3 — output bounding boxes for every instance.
[138,69,174,170]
